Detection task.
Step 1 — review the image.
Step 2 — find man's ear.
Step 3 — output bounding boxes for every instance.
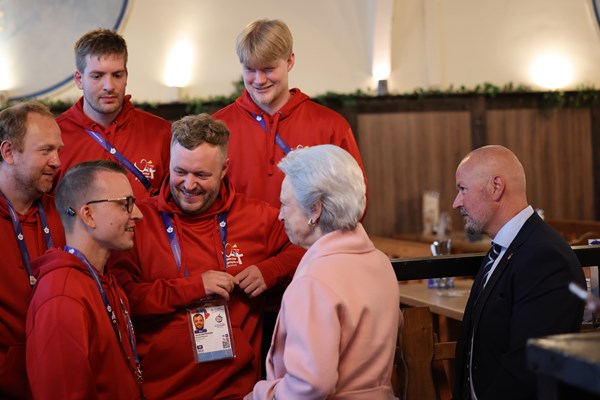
[0,140,15,164]
[221,158,230,178]
[74,70,84,90]
[491,175,505,201]
[287,53,295,72]
[79,205,97,229]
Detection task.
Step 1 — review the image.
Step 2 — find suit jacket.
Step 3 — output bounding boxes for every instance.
[453,212,586,400]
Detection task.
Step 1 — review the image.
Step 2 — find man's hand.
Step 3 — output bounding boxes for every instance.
[236,265,267,298]
[201,270,239,300]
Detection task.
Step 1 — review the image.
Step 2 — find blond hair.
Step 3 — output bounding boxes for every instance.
[236,19,293,65]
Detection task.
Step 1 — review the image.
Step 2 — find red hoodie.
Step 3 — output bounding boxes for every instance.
[26,249,142,400]
[0,194,65,399]
[213,88,367,209]
[55,95,172,200]
[107,176,304,400]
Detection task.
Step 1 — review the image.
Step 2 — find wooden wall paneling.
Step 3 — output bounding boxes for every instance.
[486,108,594,220]
[359,111,472,237]
[359,113,400,236]
[469,95,488,149]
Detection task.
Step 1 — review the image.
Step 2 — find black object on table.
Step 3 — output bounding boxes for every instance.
[527,331,600,399]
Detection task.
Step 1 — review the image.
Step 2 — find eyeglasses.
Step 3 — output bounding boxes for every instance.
[86,196,136,214]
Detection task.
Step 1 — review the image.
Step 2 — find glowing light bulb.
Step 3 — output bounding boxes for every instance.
[164,40,194,88]
[530,54,573,90]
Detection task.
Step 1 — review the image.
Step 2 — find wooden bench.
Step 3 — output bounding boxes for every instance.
[393,306,457,400]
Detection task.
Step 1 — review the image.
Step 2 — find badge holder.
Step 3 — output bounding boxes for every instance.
[187,298,236,363]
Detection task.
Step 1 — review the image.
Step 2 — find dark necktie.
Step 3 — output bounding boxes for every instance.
[476,242,502,294]
[467,242,503,396]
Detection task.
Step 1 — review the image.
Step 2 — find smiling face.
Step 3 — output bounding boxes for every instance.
[75,53,128,126]
[193,314,204,330]
[169,142,228,215]
[242,54,294,115]
[86,171,142,251]
[9,113,63,199]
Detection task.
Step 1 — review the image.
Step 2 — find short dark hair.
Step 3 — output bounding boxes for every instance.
[0,101,54,160]
[75,28,128,72]
[55,160,128,231]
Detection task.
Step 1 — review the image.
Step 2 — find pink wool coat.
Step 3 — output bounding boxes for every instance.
[246,224,401,400]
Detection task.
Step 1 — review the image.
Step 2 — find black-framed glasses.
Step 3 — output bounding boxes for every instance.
[86,196,136,214]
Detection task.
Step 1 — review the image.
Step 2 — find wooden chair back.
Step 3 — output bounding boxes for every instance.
[393,306,457,400]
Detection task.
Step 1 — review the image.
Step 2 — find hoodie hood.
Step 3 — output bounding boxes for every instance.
[0,192,64,244]
[0,192,44,225]
[32,248,90,282]
[235,88,310,175]
[59,95,136,133]
[235,87,309,119]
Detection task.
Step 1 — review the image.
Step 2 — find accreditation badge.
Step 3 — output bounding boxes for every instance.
[187,299,235,363]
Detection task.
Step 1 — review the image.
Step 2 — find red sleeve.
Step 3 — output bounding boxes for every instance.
[108,248,208,318]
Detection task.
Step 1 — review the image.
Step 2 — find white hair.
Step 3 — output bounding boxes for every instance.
[278,144,366,233]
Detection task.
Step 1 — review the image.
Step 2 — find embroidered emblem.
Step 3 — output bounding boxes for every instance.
[223,243,244,268]
[134,159,156,180]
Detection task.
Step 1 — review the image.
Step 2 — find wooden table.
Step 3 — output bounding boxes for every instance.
[399,279,472,321]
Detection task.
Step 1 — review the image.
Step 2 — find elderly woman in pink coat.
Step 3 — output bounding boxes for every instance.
[245,144,401,400]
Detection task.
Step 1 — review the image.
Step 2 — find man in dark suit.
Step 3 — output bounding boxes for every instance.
[452,145,586,400]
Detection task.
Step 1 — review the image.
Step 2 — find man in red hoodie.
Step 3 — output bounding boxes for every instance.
[0,101,65,399]
[27,160,144,399]
[108,114,304,399]
[212,18,367,366]
[55,28,172,200]
[213,18,366,209]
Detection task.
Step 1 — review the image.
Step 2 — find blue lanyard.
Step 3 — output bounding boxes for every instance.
[1,191,54,287]
[85,129,154,193]
[160,212,187,276]
[250,113,292,155]
[160,212,229,272]
[64,246,143,383]
[217,213,228,270]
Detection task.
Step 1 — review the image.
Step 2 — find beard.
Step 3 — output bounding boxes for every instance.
[460,207,485,235]
[14,170,51,201]
[170,183,219,215]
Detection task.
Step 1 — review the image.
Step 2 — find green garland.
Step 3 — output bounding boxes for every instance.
[3,81,600,113]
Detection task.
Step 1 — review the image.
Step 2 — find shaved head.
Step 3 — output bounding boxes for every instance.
[459,145,526,196]
[453,145,528,238]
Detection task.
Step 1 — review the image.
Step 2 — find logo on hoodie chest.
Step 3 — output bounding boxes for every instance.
[223,243,244,268]
[134,158,156,180]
